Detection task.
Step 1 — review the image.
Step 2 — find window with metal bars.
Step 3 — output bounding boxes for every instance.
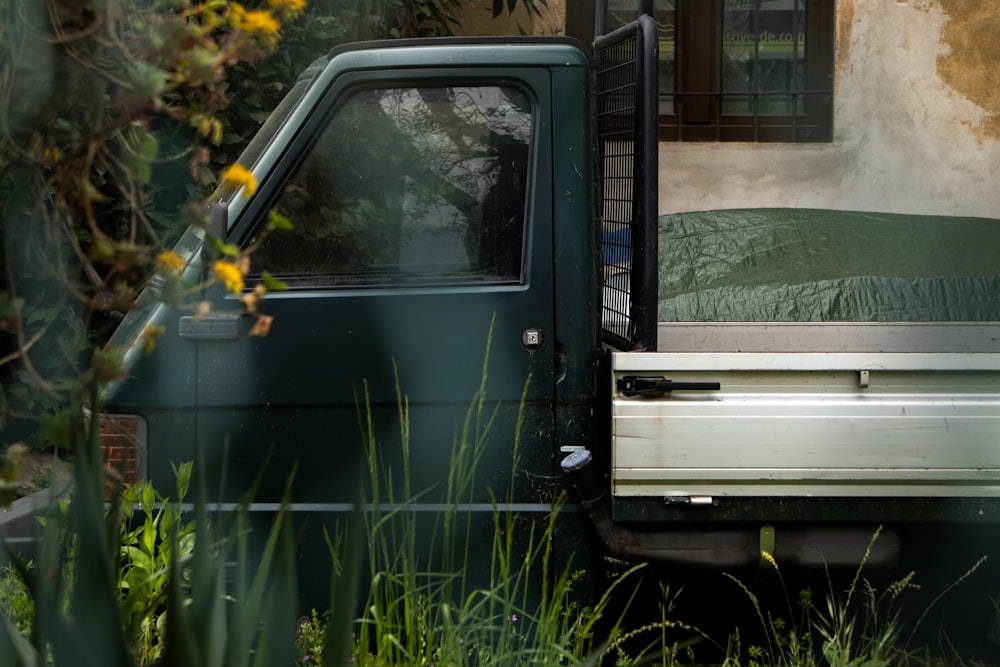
[607,0,834,142]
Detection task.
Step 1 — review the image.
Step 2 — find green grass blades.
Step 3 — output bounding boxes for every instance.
[721,527,989,667]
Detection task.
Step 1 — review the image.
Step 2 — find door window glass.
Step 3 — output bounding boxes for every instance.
[250,84,533,287]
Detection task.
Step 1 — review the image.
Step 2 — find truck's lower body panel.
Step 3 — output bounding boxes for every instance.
[615,391,1000,498]
[612,351,1000,500]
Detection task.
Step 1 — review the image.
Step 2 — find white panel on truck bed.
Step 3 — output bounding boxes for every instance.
[612,351,1000,499]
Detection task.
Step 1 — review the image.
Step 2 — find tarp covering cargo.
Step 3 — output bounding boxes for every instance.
[657,208,1000,322]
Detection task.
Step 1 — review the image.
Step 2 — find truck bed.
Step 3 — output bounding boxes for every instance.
[608,209,1000,502]
[656,208,1000,323]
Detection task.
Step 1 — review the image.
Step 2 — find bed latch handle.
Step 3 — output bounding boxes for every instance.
[616,375,720,398]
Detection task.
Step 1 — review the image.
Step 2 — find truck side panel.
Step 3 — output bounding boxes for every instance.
[613,352,1000,499]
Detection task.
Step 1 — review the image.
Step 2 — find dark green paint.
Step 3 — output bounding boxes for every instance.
[105,40,596,513]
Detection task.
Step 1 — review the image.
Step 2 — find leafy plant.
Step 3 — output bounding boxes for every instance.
[0,460,195,665]
[0,0,310,453]
[117,462,196,664]
[0,438,324,667]
[0,564,32,638]
[295,609,328,666]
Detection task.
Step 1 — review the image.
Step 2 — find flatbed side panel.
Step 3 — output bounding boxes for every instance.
[611,351,1000,498]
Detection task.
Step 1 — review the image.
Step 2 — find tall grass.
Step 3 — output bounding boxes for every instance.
[720,526,989,667]
[603,582,718,666]
[347,341,639,666]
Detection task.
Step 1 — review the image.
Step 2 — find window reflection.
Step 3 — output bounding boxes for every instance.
[722,0,807,115]
[251,85,533,287]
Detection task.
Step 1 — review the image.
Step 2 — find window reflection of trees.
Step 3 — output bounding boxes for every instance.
[722,0,807,116]
[252,85,533,287]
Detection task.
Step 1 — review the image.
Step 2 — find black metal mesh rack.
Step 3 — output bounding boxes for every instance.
[595,9,659,351]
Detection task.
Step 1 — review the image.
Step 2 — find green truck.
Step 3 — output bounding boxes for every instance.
[98,8,1000,588]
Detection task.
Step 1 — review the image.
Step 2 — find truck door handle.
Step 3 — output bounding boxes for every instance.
[617,375,720,397]
[179,314,240,340]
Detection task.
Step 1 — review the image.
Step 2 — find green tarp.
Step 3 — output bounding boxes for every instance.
[658,208,1000,322]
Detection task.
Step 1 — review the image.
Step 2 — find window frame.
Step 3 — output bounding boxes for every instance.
[607,0,835,142]
[228,69,547,291]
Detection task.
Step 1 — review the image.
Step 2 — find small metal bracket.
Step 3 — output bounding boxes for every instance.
[859,370,870,389]
[664,495,713,506]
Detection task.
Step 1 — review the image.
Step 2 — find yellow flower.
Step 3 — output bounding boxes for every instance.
[229,2,246,27]
[156,250,185,276]
[268,0,306,20]
[241,283,267,314]
[240,10,281,49]
[221,164,257,198]
[142,325,165,355]
[249,314,273,337]
[195,114,224,145]
[242,9,280,33]
[213,260,245,294]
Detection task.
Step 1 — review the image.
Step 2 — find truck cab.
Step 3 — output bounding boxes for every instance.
[102,37,600,521]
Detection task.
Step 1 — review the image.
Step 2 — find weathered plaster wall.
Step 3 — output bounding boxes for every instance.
[660,0,1000,218]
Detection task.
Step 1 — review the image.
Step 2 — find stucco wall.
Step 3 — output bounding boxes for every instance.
[660,0,1000,218]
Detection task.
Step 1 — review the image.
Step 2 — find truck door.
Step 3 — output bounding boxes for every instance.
[191,69,556,507]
